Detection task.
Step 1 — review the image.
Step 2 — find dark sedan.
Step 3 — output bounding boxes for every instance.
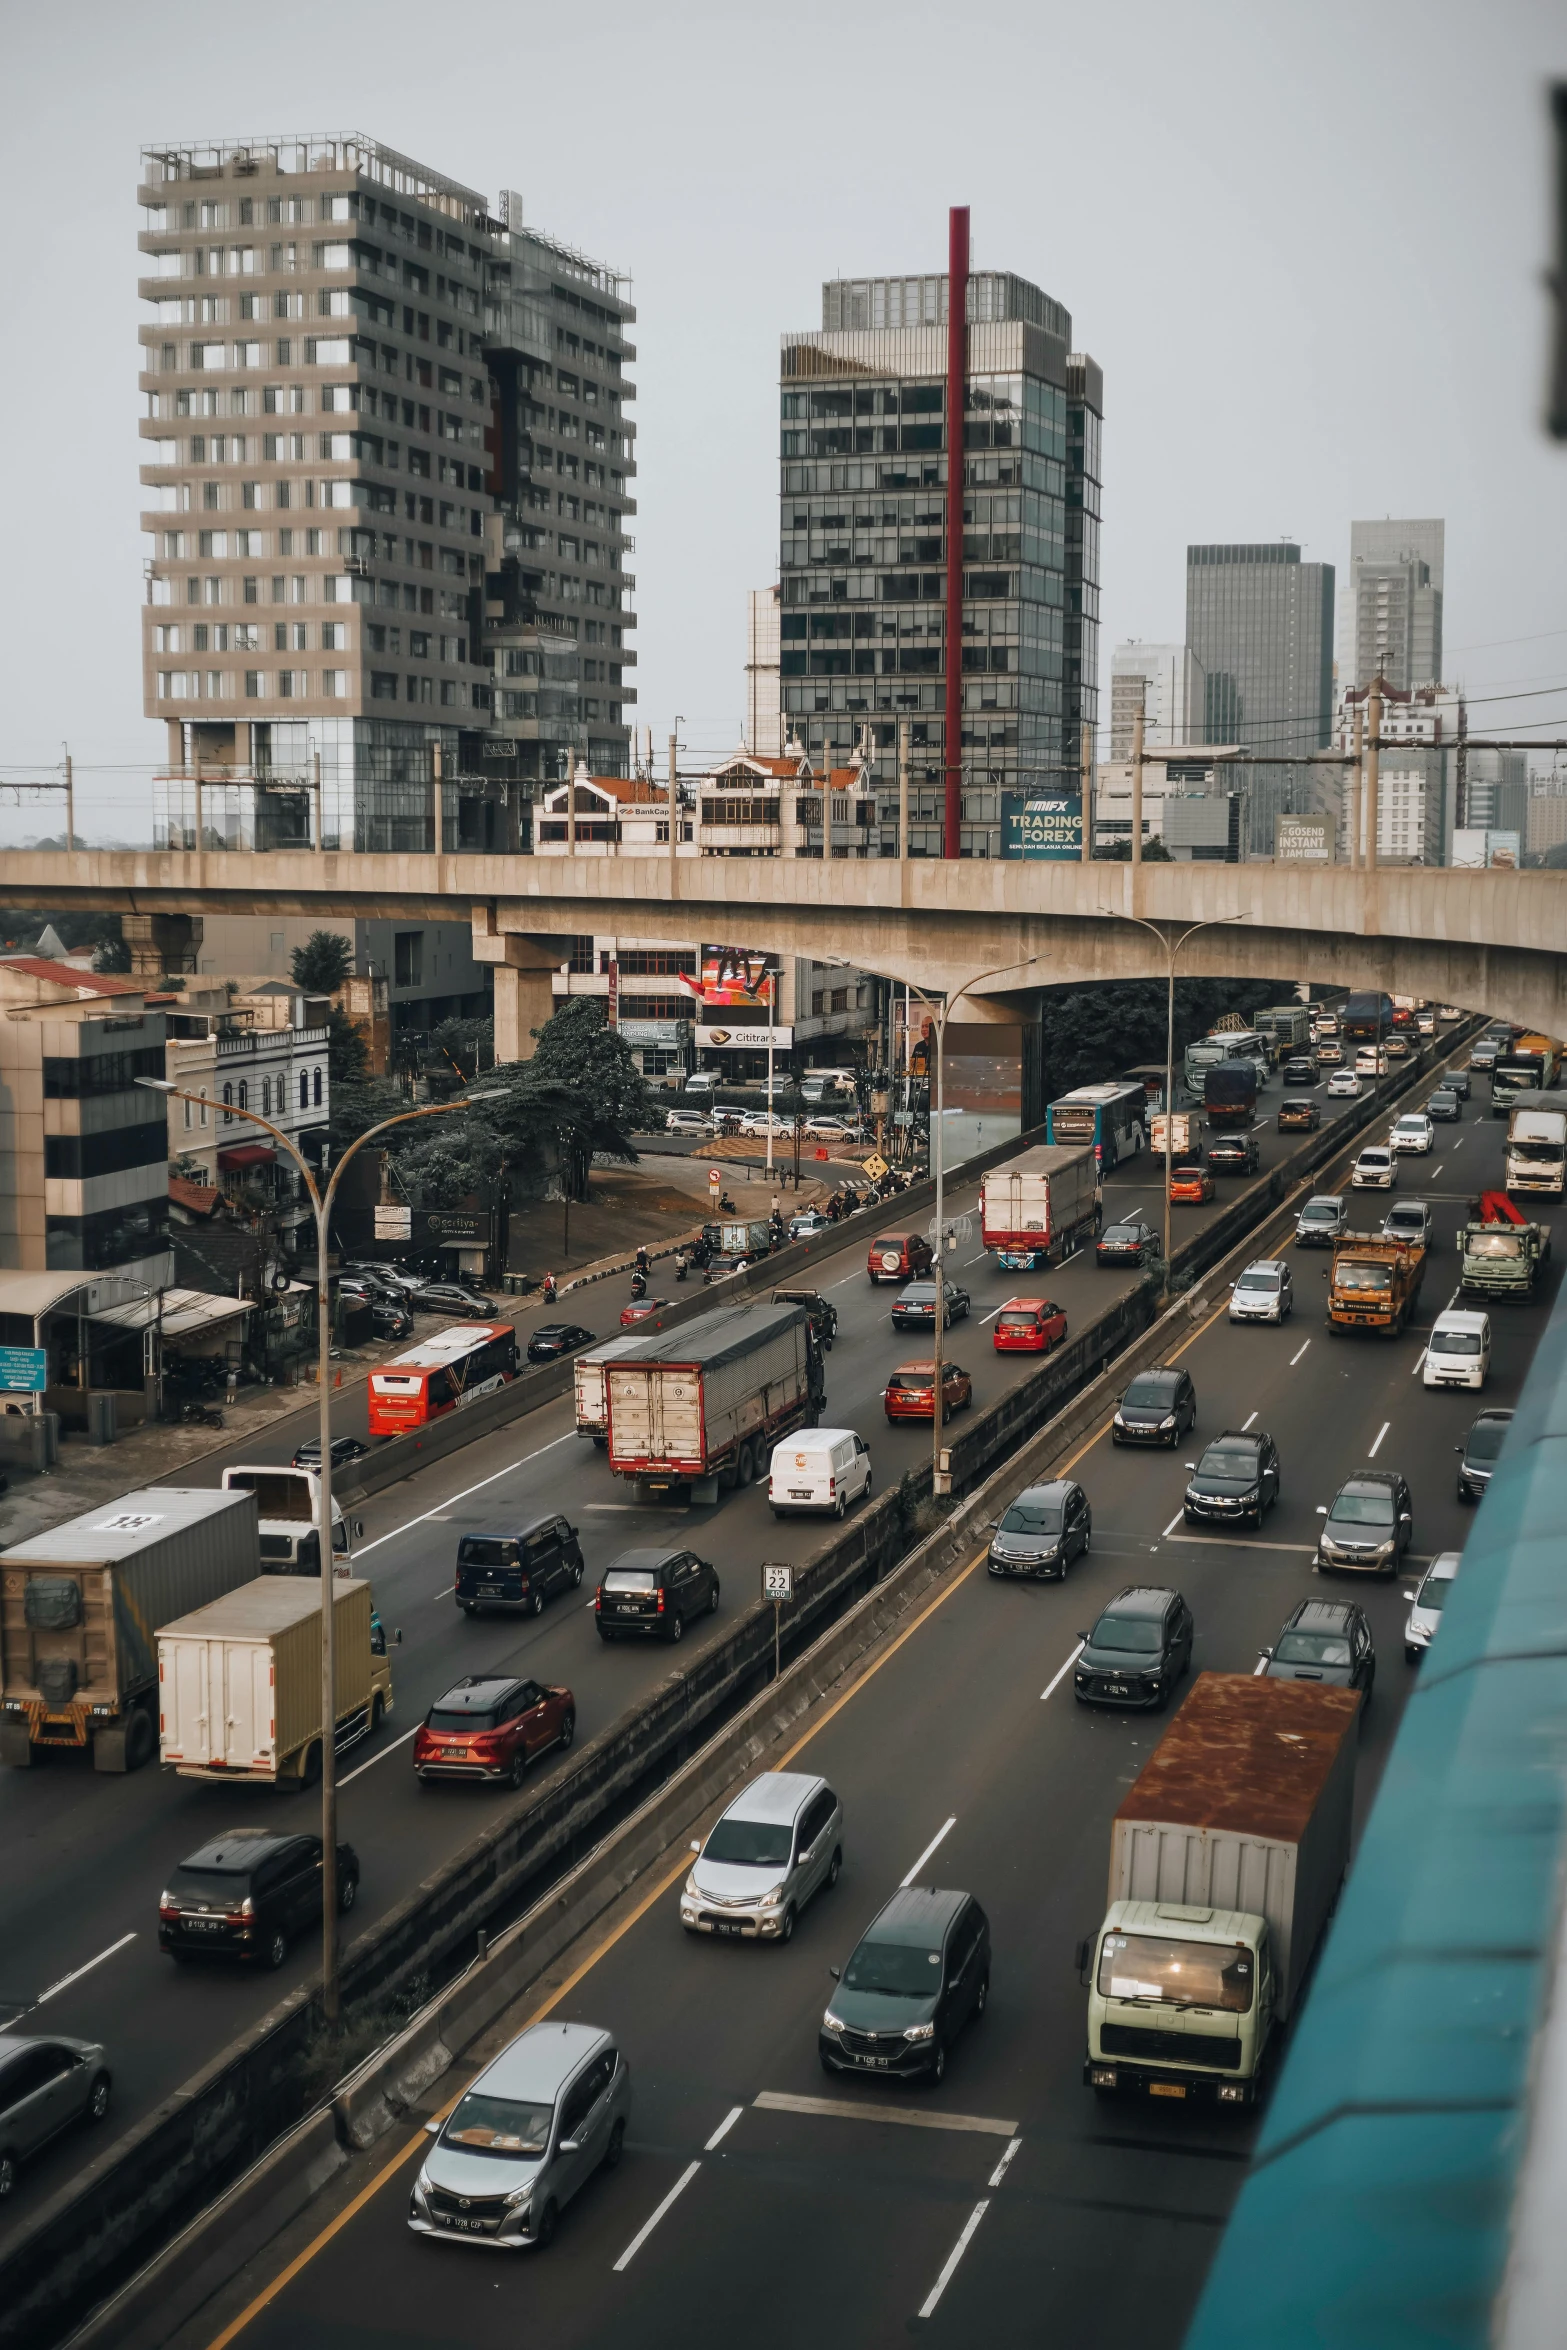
[291,1435,371,1472]
[1282,1056,1319,1086]
[890,1280,971,1331]
[1112,1365,1196,1447]
[1074,1586,1194,1710]
[410,1281,498,1316]
[1183,1430,1281,1528]
[1096,1220,1161,1267]
[526,1322,596,1363]
[1425,1087,1462,1122]
[1260,1598,1375,1698]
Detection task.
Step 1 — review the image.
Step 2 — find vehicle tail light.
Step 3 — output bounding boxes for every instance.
[656,1588,665,1613]
[594,1589,602,1610]
[228,1897,254,1920]
[159,1893,180,1922]
[827,1477,836,1495]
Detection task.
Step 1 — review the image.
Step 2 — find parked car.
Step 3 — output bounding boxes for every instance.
[158,1827,359,1970]
[802,1116,864,1143]
[884,1361,972,1422]
[1169,1162,1216,1205]
[768,1427,872,1518]
[1294,1193,1348,1246]
[1351,1146,1397,1189]
[681,1771,842,1940]
[1281,1056,1319,1086]
[868,1232,933,1285]
[408,2020,631,2249]
[619,1298,668,1327]
[986,1480,1091,1580]
[1228,1259,1293,1323]
[410,1281,498,1316]
[291,1435,370,1471]
[527,1322,596,1363]
[820,1887,990,2084]
[1112,1365,1196,1447]
[1184,1430,1282,1528]
[414,1674,575,1787]
[1277,1097,1321,1133]
[341,1262,420,1298]
[991,1297,1068,1353]
[1389,1112,1435,1156]
[1096,1219,1161,1267]
[1425,1087,1462,1122]
[738,1111,792,1138]
[1073,1586,1194,1710]
[890,1280,971,1331]
[1316,1470,1414,1572]
[1382,1199,1434,1247]
[1405,1551,1461,1663]
[594,1546,720,1643]
[1326,1068,1361,1097]
[0,2034,112,2198]
[1456,1407,1513,1501]
[455,1516,584,1616]
[665,1109,708,1136]
[1424,1309,1491,1391]
[1206,1131,1262,1174]
[1259,1598,1375,1697]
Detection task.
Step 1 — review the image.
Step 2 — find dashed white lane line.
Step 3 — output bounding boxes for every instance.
[1041,1643,1084,1702]
[612,2160,702,2272]
[1241,1410,1258,1430]
[987,2134,1023,2190]
[754,2091,1015,2136]
[1160,1508,1186,1539]
[919,2200,991,2320]
[705,2106,744,2152]
[1411,1348,1429,1377]
[338,1726,418,1787]
[901,1816,957,1887]
[355,1429,578,1559]
[1290,1338,1312,1366]
[33,1931,138,2009]
[1369,1420,1391,1458]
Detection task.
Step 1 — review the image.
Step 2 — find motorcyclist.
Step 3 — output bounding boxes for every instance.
[630,1268,648,1301]
[542,1271,557,1306]
[674,1249,689,1282]
[634,1246,649,1276]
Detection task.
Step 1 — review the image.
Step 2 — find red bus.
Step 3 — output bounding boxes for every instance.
[367,1322,518,1436]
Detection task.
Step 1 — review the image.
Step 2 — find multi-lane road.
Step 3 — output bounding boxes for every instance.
[0,1047,1503,2271]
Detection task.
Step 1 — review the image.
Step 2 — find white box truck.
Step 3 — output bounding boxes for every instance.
[980,1144,1101,1272]
[157,1574,391,1787]
[1506,1102,1567,1199]
[574,1332,660,1447]
[1079,1673,1359,2107]
[605,1302,824,1502]
[221,1464,363,1575]
[0,1488,259,1772]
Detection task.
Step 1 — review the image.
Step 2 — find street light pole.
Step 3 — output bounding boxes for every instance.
[137,1078,507,2025]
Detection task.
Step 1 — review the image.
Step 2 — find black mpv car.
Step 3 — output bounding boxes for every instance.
[455,1515,584,1617]
[1112,1366,1196,1448]
[159,1828,359,1970]
[1183,1430,1281,1528]
[820,1887,990,2085]
[526,1322,596,1363]
[1074,1586,1194,1711]
[1457,1409,1512,1502]
[987,1481,1091,1580]
[594,1546,720,1643]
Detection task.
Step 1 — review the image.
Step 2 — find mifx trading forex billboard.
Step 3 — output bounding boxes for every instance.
[1002,792,1082,859]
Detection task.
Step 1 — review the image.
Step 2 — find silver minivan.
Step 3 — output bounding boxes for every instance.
[408,2021,630,2250]
[680,1770,843,1942]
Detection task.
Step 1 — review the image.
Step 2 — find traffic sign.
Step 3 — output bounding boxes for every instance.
[863,1154,889,1182]
[708,1167,722,1193]
[762,1561,794,1602]
[0,1346,47,1393]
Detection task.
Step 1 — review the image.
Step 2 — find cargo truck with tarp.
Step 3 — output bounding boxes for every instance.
[604,1302,824,1501]
[0,1487,258,1771]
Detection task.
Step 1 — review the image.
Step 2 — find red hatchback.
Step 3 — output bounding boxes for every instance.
[993,1297,1068,1353]
[619,1298,668,1327]
[414,1674,575,1789]
[884,1360,972,1421]
[1169,1164,1216,1204]
[868,1232,934,1286]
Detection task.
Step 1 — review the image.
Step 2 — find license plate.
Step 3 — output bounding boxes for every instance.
[864,2056,893,2070]
[790,1490,812,1500]
[715,1921,747,1937]
[1149,2082,1187,2100]
[438,2214,492,2233]
[1108,1684,1128,1697]
[479,1585,504,1597]
[185,1916,226,1933]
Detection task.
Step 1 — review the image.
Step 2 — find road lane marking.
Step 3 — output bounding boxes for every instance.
[705,2106,744,2152]
[987,2134,1023,2189]
[354,1430,578,1558]
[1166,1535,1315,1554]
[754,2091,1016,2137]
[1241,1410,1258,1430]
[33,1931,137,2008]
[1290,1339,1311,1365]
[338,1726,418,1787]
[431,1583,453,1598]
[1369,1420,1391,1457]
[1041,1643,1084,1702]
[919,2200,991,2319]
[1433,1164,1444,1177]
[1453,1136,1464,1147]
[1160,1509,1186,1539]
[1411,1349,1429,1376]
[979,1305,1006,1325]
[612,2159,702,2271]
[901,1816,957,1887]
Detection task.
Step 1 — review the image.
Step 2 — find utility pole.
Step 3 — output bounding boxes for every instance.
[1366,674,1383,874]
[1456,692,1469,835]
[943,204,969,861]
[1080,721,1093,862]
[432,739,444,856]
[313,748,324,854]
[667,729,680,900]
[566,749,576,858]
[898,719,910,865]
[1131,698,1145,874]
[63,749,74,857]
[1349,701,1363,869]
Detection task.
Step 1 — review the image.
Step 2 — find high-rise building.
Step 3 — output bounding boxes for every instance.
[137,135,636,858]
[1347,518,1443,691]
[745,587,783,755]
[1109,643,1206,759]
[779,258,1099,857]
[1185,543,1334,856]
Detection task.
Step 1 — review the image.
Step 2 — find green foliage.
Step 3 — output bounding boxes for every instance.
[1095,837,1174,862]
[424,1016,495,1094]
[527,996,659,1137]
[290,930,354,994]
[326,1004,370,1086]
[92,932,133,972]
[328,1075,406,1156]
[1038,974,1291,1107]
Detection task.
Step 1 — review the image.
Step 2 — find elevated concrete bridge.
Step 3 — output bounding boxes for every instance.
[6,849,1564,1055]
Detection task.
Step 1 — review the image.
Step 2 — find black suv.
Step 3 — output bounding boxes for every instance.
[1112,1366,1196,1447]
[1282,1055,1319,1085]
[1205,1131,1261,1175]
[820,1887,990,2085]
[1261,1598,1375,1697]
[1457,1408,1512,1502]
[455,1516,584,1617]
[527,1322,596,1363]
[158,1828,359,1970]
[987,1480,1091,1580]
[1184,1430,1281,1529]
[1074,1587,1194,1710]
[594,1546,720,1643]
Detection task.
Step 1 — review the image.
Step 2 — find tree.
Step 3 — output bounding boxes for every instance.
[291,930,353,995]
[1036,974,1293,1109]
[1095,836,1173,862]
[527,996,658,1141]
[326,1004,369,1086]
[92,932,133,972]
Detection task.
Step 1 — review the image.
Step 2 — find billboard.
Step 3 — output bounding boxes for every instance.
[1276,813,1332,862]
[679,950,777,1008]
[1453,829,1521,870]
[695,1023,794,1052]
[1002,792,1083,860]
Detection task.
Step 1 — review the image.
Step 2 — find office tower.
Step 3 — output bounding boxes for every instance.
[1064,357,1103,772]
[779,258,1100,857]
[1109,643,1206,759]
[1185,543,1334,855]
[745,587,783,754]
[137,135,636,857]
[1348,518,1443,691]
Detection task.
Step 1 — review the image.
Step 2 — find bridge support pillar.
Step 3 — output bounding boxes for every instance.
[122,912,203,979]
[471,910,562,1064]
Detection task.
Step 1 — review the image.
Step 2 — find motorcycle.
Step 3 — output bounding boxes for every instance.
[542,1274,557,1306]
[181,1400,225,1429]
[629,1270,649,1302]
[674,1252,690,1283]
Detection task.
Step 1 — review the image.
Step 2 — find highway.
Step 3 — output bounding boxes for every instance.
[0,1049,1485,2252]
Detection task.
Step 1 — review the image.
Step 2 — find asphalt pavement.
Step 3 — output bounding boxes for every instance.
[0,1047,1490,2253]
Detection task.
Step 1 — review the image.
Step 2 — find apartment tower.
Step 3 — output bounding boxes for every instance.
[1185,542,1334,856]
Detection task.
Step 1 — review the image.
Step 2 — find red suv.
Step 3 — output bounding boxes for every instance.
[414,1674,575,1789]
[992,1297,1068,1353]
[868,1231,934,1285]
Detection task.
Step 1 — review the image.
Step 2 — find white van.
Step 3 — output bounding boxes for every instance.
[1423,1309,1491,1391]
[768,1428,873,1519]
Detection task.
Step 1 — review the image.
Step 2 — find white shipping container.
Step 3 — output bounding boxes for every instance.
[1150,1112,1194,1157]
[158,1575,382,1783]
[981,1144,1099,1253]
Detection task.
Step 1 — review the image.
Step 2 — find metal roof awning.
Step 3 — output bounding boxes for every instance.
[93,1287,253,1338]
[0,1271,163,1321]
[218,1143,275,1169]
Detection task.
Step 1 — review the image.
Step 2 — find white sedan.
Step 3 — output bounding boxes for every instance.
[737,1110,792,1138]
[1389,1113,1435,1155]
[803,1115,863,1142]
[1326,1069,1362,1098]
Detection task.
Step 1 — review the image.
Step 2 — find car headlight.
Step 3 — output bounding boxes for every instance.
[504,2185,534,2211]
[823,2009,847,2033]
[1159,1414,1177,1429]
[1113,1411,1125,1427]
[758,1885,785,1909]
[904,2021,936,2041]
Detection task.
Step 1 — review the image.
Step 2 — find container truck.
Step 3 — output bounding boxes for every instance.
[1255,1005,1313,1060]
[1150,1112,1194,1161]
[1458,1192,1551,1300]
[1079,1673,1359,2106]
[574,1332,660,1446]
[604,1302,825,1501]
[1492,1037,1563,1113]
[1203,1063,1258,1129]
[1326,1232,1427,1334]
[980,1143,1100,1270]
[1506,1103,1567,1198]
[0,1487,259,1772]
[221,1463,362,1575]
[157,1574,391,1787]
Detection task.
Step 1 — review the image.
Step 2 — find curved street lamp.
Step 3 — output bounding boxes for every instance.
[139,1076,509,2023]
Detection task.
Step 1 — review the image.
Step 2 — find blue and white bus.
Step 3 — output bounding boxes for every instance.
[1045,1082,1148,1172]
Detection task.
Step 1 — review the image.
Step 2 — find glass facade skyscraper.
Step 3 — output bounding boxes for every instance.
[1185,542,1334,856]
[778,270,1100,857]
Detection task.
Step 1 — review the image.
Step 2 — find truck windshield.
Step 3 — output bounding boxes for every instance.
[1468,1233,1521,1258]
[1097,1932,1254,2012]
[1335,1262,1392,1292]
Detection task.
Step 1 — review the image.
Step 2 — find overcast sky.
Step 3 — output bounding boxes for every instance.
[3,0,1564,837]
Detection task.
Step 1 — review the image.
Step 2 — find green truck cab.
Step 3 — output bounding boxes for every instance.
[1458,1195,1552,1300]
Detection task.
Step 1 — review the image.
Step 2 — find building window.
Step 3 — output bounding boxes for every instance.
[300,1070,309,1111]
[183,1093,192,1130]
[222,1081,233,1123]
[394,931,423,989]
[237,1081,248,1112]
[199,1090,208,1127]
[313,1066,323,1107]
[261,1078,271,1117]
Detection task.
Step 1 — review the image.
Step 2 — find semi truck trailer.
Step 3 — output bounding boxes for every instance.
[604,1302,824,1501]
[980,1143,1100,1271]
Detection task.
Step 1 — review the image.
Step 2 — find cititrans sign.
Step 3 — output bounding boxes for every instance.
[1003,791,1082,859]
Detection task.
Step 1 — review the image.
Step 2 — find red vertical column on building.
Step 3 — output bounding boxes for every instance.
[944,205,970,859]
